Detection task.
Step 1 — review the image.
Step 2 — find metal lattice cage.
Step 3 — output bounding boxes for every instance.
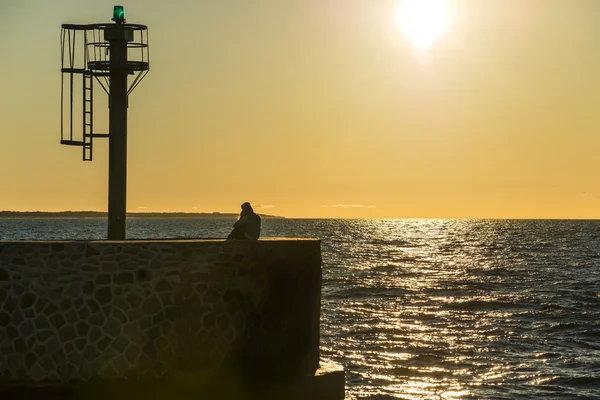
[60,23,149,161]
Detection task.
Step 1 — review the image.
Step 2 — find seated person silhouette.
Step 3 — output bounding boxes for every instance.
[227,202,261,240]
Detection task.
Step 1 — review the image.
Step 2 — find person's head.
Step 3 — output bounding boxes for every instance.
[241,202,253,214]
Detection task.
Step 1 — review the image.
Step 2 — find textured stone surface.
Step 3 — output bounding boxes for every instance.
[0,239,321,384]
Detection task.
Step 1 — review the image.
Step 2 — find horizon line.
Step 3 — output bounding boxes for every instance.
[2,210,600,221]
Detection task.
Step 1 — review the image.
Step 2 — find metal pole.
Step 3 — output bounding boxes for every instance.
[106,21,128,240]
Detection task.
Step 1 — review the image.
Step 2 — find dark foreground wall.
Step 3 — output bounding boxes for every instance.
[0,239,321,384]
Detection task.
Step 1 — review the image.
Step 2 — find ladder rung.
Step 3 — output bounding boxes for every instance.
[61,140,85,146]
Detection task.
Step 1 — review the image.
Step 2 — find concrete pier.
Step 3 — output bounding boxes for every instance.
[0,239,344,398]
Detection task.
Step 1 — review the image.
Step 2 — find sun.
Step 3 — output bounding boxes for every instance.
[397,0,451,51]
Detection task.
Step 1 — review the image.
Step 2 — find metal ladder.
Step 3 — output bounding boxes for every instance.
[83,72,93,161]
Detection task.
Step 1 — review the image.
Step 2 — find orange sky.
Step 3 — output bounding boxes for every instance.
[1,0,600,218]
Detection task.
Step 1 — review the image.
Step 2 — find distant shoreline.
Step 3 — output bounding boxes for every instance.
[0,211,284,219]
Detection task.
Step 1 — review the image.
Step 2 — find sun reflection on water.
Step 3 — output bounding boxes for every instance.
[317,219,600,399]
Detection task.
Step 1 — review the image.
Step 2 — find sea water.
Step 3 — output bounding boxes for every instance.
[1,218,599,399]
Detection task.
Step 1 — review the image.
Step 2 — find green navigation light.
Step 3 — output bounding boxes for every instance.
[112,5,125,21]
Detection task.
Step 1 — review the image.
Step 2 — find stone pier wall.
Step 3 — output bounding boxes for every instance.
[0,239,321,384]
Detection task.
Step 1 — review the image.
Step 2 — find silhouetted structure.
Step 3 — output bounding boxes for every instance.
[60,6,149,239]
